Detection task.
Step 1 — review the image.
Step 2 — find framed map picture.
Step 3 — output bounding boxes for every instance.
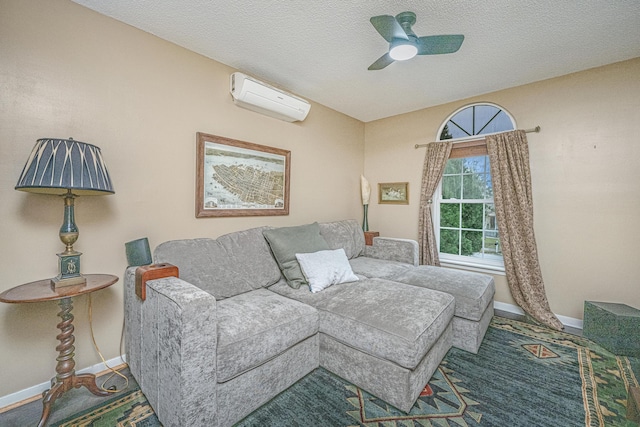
[196,133,290,217]
[378,182,409,204]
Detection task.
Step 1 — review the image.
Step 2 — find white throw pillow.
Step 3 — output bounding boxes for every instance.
[295,248,359,293]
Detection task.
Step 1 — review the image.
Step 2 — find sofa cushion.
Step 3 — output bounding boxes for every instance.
[349,256,415,279]
[296,249,359,293]
[153,226,282,300]
[316,278,455,370]
[267,278,353,307]
[394,266,495,321]
[216,289,318,382]
[263,222,330,289]
[318,219,365,259]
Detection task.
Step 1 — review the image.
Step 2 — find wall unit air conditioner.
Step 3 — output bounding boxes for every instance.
[230,72,311,122]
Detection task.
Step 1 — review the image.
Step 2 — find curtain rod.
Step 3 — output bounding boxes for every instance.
[414,126,541,149]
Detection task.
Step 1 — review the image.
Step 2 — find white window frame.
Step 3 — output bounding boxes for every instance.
[433,103,517,275]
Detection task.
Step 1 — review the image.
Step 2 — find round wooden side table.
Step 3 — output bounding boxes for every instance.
[0,274,119,427]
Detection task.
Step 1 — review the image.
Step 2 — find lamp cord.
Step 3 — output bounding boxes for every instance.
[87,294,129,392]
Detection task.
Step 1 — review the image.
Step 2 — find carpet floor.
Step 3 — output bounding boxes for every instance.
[1,316,638,426]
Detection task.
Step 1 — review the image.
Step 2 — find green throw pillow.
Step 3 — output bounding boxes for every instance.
[263,222,330,289]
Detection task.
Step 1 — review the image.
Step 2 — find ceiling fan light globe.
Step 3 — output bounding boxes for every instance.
[389,42,417,61]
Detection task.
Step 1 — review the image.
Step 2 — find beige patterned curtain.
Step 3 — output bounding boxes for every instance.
[418,141,452,266]
[486,130,563,330]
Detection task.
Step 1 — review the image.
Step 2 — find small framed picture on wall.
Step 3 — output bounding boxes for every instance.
[378,182,409,204]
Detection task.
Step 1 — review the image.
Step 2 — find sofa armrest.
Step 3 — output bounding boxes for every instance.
[363,237,419,266]
[124,267,217,426]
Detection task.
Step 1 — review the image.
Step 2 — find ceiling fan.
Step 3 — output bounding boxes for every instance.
[368,11,464,70]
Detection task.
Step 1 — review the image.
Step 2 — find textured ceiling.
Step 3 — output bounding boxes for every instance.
[72,0,640,122]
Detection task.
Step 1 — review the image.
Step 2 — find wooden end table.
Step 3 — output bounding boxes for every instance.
[364,231,379,246]
[0,274,119,427]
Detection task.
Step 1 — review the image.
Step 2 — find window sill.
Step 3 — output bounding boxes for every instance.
[439,259,505,276]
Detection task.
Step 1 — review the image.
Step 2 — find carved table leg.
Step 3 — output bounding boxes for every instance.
[37,297,110,427]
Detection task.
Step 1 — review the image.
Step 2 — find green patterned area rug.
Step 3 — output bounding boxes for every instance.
[51,317,639,427]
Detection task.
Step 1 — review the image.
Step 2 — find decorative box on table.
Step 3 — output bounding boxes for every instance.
[583,301,640,356]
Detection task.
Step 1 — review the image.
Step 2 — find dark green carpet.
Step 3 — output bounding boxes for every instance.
[47,317,638,426]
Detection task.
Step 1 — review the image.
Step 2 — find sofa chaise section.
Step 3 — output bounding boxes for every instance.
[269,277,455,412]
[394,266,495,354]
[316,279,454,412]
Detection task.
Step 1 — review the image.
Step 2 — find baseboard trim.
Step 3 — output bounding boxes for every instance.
[494,301,583,330]
[0,355,127,412]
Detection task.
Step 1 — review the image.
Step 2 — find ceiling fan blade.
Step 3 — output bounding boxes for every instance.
[370,15,408,42]
[416,35,464,55]
[368,53,395,70]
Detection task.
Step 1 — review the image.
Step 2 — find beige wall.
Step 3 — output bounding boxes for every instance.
[2,0,639,402]
[365,57,640,321]
[0,0,364,397]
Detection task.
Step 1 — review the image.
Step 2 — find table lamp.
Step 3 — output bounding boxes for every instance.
[15,138,115,288]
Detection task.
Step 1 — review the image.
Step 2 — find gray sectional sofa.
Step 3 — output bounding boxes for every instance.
[124,219,495,427]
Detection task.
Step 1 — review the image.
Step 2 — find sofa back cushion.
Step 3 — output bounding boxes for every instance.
[318,219,365,259]
[154,226,282,300]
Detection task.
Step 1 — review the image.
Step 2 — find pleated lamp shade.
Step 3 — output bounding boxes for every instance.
[15,138,114,195]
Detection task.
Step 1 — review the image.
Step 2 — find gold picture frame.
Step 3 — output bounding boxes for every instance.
[378,182,409,204]
[196,132,290,217]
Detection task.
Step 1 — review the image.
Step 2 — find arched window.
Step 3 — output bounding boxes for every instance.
[434,103,516,272]
[438,103,515,140]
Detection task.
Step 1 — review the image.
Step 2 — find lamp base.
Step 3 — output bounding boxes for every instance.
[53,250,86,288]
